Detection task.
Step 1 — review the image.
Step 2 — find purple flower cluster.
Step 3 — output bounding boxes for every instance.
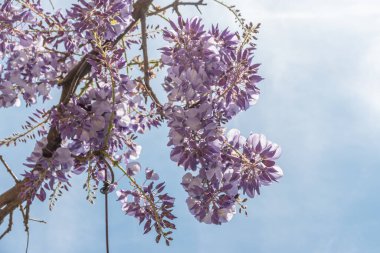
[161,17,262,113]
[0,3,69,107]
[0,0,135,108]
[162,17,263,171]
[52,75,155,154]
[22,138,75,202]
[226,129,283,198]
[48,41,162,164]
[0,1,76,107]
[182,165,239,224]
[179,129,282,224]
[161,17,282,224]
[24,52,162,204]
[166,104,223,171]
[67,0,134,41]
[117,168,176,242]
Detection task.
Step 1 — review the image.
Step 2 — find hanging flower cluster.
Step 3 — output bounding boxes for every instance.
[67,0,134,41]
[161,17,282,224]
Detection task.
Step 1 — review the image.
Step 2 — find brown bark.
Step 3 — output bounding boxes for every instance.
[0,0,153,226]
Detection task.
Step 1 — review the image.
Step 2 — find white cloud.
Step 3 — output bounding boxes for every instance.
[354,36,380,115]
[239,0,380,20]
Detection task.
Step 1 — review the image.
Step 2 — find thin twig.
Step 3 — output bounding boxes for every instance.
[0,155,19,184]
[16,0,64,31]
[48,0,55,10]
[19,204,30,253]
[140,10,163,111]
[0,117,49,147]
[148,0,206,16]
[121,38,130,75]
[212,0,244,27]
[29,218,47,224]
[105,173,110,253]
[0,211,13,239]
[100,161,116,253]
[77,78,93,97]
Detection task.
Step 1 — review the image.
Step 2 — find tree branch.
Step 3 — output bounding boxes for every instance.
[0,155,19,184]
[0,211,13,239]
[140,9,163,111]
[148,0,206,16]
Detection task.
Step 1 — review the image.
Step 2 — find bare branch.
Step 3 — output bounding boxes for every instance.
[29,218,47,224]
[148,0,206,16]
[0,211,13,239]
[19,204,30,253]
[0,155,19,184]
[0,117,49,147]
[140,10,163,111]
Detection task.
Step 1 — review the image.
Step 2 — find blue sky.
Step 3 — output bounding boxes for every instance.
[1,0,380,252]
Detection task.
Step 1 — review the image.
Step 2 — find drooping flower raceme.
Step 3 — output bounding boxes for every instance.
[161,17,283,224]
[179,129,283,224]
